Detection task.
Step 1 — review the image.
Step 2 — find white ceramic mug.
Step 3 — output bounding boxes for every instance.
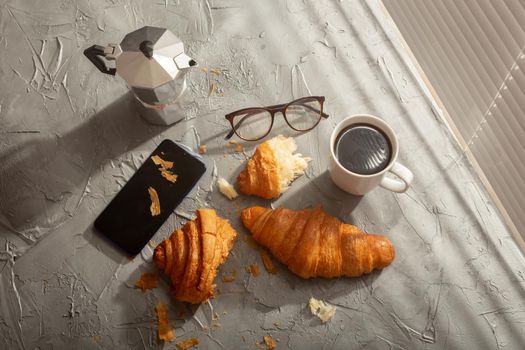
[328,114,413,196]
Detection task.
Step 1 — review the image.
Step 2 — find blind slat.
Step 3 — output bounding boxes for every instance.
[470,0,519,64]
[425,1,496,105]
[390,1,482,140]
[500,79,525,133]
[490,1,525,46]
[441,0,502,92]
[503,0,525,28]
[470,133,525,215]
[383,0,525,244]
[449,1,509,83]
[470,137,525,217]
[408,2,487,138]
[481,107,525,175]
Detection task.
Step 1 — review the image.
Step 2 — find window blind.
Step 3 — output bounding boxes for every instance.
[382,0,525,246]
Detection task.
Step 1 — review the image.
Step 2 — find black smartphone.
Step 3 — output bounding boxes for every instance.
[94,139,206,256]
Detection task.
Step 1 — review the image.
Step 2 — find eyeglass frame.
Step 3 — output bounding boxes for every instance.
[224,96,329,141]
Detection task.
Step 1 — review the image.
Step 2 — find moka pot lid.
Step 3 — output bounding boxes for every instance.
[116,26,197,89]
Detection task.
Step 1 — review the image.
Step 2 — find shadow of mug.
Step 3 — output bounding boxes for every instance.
[271,170,363,222]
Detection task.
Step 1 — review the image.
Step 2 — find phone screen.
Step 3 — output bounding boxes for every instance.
[94,140,206,256]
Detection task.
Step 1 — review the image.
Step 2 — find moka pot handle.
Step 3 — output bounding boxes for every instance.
[83,45,116,75]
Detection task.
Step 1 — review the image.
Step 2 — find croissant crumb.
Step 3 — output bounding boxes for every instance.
[135,272,158,291]
[151,155,174,171]
[309,297,336,323]
[148,187,161,216]
[161,171,178,183]
[263,335,277,349]
[155,302,174,342]
[246,263,260,277]
[221,268,237,283]
[260,251,277,274]
[176,337,199,350]
[152,155,178,183]
[217,177,238,200]
[228,140,243,152]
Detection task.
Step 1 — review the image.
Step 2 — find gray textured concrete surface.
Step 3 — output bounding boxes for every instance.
[1,0,525,349]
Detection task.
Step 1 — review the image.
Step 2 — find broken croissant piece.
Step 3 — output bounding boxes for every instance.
[237,135,310,199]
[153,209,238,304]
[241,206,395,279]
[217,177,238,200]
[309,297,336,323]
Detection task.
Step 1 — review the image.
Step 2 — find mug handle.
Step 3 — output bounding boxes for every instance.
[379,162,413,193]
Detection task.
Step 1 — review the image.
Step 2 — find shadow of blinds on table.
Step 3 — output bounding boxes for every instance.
[382,0,525,248]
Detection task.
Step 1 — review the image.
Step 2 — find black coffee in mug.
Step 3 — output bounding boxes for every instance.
[334,123,392,175]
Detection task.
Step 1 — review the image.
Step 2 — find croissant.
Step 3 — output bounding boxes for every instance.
[153,209,238,304]
[241,206,395,278]
[237,135,310,199]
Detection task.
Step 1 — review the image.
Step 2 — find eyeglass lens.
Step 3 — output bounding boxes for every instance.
[284,98,322,131]
[232,109,272,141]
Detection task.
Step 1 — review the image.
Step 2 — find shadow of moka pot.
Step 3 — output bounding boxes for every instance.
[84,26,198,126]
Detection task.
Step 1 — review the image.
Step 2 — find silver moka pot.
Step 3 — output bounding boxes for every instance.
[84,26,197,125]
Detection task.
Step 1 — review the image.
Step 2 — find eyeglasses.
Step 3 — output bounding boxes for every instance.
[224,96,329,141]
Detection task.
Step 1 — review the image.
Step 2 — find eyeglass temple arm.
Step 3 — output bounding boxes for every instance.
[266,101,328,118]
[225,129,235,140]
[292,101,329,118]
